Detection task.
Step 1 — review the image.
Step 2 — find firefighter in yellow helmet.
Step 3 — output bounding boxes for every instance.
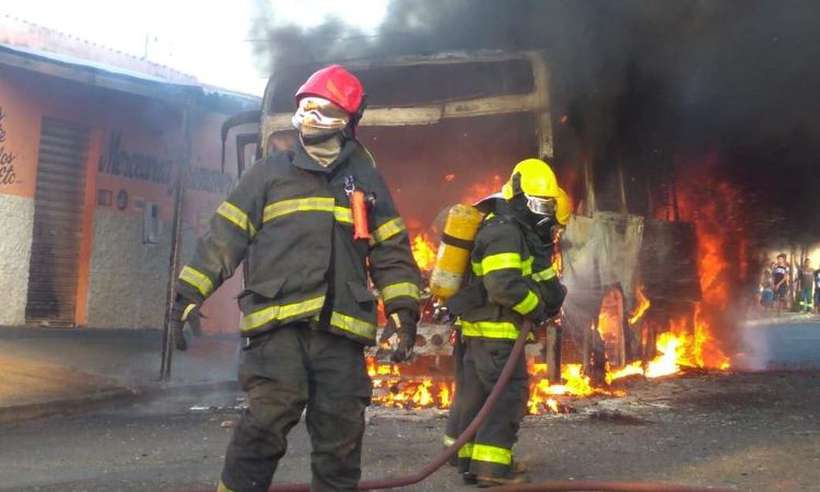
[444,158,567,486]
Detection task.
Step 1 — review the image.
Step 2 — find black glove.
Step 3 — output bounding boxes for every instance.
[170,295,198,351]
[538,282,567,322]
[432,301,452,324]
[379,309,418,363]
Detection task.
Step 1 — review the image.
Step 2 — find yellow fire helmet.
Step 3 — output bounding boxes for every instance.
[555,187,572,226]
[501,158,559,200]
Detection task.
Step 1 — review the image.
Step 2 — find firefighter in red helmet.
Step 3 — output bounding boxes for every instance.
[170,65,421,492]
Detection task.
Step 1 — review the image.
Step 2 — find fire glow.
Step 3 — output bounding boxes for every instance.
[411,234,437,272]
[384,157,737,414]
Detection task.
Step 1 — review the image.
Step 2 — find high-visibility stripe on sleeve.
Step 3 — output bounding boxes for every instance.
[513,290,540,315]
[240,295,325,333]
[216,201,256,237]
[330,311,377,340]
[522,256,533,276]
[480,252,522,275]
[473,255,533,277]
[263,197,335,223]
[372,217,406,243]
[531,266,556,282]
[381,282,420,302]
[471,443,512,465]
[181,303,197,321]
[178,266,214,297]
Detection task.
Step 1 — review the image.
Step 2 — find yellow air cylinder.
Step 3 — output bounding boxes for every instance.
[430,204,484,300]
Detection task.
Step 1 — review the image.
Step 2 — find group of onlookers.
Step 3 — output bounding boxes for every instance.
[760,254,820,313]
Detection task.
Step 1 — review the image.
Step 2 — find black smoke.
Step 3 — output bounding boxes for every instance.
[250,0,820,249]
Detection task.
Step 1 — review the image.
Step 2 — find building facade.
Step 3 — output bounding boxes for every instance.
[0,38,258,334]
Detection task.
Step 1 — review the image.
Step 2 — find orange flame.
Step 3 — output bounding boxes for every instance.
[411,234,437,271]
[677,166,737,371]
[461,174,503,205]
[628,285,651,325]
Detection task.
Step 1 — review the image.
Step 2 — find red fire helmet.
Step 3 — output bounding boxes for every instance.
[294,65,365,116]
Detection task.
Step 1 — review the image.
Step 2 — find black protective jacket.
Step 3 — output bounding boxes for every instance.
[459,200,565,340]
[176,139,421,345]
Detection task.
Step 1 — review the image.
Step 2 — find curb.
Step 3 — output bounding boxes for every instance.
[0,386,139,425]
[0,379,241,425]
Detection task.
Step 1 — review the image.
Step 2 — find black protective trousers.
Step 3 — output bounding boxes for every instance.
[444,330,465,463]
[220,324,372,492]
[456,337,529,479]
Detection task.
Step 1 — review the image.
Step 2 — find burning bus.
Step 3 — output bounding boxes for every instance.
[221,50,730,413]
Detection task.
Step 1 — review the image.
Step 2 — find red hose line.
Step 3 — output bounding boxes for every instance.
[183,321,732,492]
[491,481,735,492]
[265,321,530,491]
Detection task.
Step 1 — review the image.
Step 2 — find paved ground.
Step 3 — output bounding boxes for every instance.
[0,327,239,387]
[0,370,817,492]
[0,355,133,423]
[0,327,239,423]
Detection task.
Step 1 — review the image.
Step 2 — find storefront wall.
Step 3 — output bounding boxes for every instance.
[0,66,244,333]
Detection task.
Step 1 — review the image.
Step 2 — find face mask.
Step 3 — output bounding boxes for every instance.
[299,126,343,167]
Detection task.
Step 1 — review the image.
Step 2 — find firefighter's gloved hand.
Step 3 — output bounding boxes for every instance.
[170,295,198,351]
[432,302,452,324]
[380,309,418,363]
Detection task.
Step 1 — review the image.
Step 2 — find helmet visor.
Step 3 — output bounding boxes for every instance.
[525,194,557,216]
[292,96,350,131]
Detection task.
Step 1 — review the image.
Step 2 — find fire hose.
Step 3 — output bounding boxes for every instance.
[250,321,733,492]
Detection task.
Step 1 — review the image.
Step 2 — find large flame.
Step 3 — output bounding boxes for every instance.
[676,158,738,371]
[410,234,437,272]
[370,154,738,415]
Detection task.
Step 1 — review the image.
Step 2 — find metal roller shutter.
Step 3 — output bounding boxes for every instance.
[25,117,89,327]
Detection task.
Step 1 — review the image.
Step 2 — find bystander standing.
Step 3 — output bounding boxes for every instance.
[798,258,814,312]
[773,254,790,312]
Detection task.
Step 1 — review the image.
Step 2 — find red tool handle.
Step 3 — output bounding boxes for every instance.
[351,190,371,240]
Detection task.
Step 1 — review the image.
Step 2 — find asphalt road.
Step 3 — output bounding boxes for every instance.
[0,370,818,492]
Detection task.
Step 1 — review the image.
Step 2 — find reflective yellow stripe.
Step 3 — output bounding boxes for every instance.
[458,442,475,459]
[240,296,325,333]
[474,256,533,277]
[181,303,197,321]
[522,257,533,276]
[482,252,522,274]
[179,266,214,297]
[381,282,420,302]
[216,201,256,237]
[531,266,556,281]
[513,290,539,315]
[330,311,377,340]
[217,480,236,492]
[460,320,519,340]
[471,443,512,465]
[334,206,353,224]
[443,435,456,447]
[263,197,335,223]
[372,217,406,243]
